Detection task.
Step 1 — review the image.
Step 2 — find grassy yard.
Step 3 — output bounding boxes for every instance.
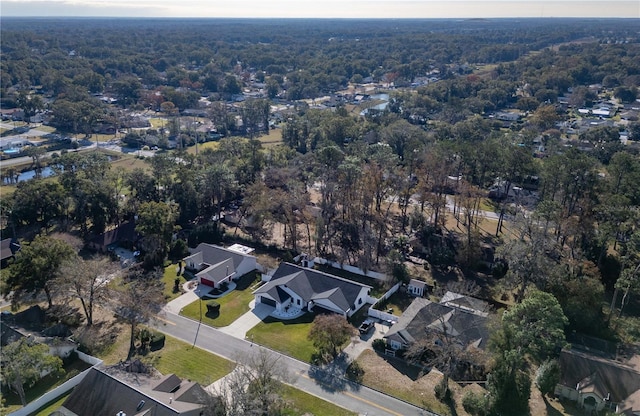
[186,140,221,154]
[354,350,458,415]
[32,391,72,416]
[373,290,414,316]
[257,128,283,147]
[109,154,151,172]
[161,263,192,302]
[143,335,235,386]
[0,357,92,413]
[246,314,316,363]
[280,384,356,416]
[180,272,260,327]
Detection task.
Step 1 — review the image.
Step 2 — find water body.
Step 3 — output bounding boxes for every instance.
[4,166,55,184]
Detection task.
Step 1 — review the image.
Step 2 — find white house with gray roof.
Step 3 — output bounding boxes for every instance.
[183,243,257,289]
[253,263,371,317]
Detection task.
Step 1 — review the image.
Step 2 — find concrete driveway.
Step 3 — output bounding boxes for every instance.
[218,300,274,339]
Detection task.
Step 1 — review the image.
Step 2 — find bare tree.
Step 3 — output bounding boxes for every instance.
[115,266,164,359]
[59,256,117,326]
[214,350,291,416]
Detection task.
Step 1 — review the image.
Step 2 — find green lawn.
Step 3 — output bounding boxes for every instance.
[32,391,72,416]
[280,384,356,416]
[162,263,191,301]
[247,314,316,363]
[144,334,235,386]
[373,290,414,316]
[180,272,260,327]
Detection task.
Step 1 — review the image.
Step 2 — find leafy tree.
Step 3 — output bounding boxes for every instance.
[535,359,561,397]
[136,201,178,268]
[0,339,63,406]
[4,235,75,308]
[487,349,531,416]
[308,314,356,362]
[499,290,568,364]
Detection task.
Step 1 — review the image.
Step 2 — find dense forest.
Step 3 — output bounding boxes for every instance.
[2,17,640,415]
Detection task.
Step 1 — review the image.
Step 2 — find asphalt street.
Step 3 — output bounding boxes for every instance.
[150,310,435,416]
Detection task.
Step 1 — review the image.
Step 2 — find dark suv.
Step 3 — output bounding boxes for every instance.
[358,319,375,335]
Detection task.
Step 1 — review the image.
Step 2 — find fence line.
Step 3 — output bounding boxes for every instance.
[9,352,102,416]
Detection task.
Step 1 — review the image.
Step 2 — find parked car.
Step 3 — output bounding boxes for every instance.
[359,319,375,335]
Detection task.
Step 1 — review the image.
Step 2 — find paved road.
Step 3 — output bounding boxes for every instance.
[150,310,432,416]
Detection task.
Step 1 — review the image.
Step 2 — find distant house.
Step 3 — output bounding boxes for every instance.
[254,263,371,317]
[0,237,20,264]
[184,243,257,289]
[555,349,640,415]
[60,368,212,416]
[86,221,139,253]
[384,292,490,352]
[407,279,427,297]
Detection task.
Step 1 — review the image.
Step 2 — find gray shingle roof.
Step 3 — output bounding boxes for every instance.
[185,243,253,272]
[255,263,370,314]
[559,349,640,405]
[384,295,489,349]
[61,368,209,416]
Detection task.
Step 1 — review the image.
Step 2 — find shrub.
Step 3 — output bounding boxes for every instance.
[434,378,451,402]
[372,339,386,352]
[206,301,221,314]
[462,391,491,416]
[150,331,165,350]
[346,361,365,383]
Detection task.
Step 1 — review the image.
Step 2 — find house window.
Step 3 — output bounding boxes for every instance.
[358,298,362,305]
[297,299,301,305]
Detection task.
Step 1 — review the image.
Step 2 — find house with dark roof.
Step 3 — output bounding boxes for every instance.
[555,349,640,415]
[86,221,140,253]
[60,368,212,416]
[383,292,490,352]
[184,243,257,289]
[0,237,20,265]
[253,263,371,317]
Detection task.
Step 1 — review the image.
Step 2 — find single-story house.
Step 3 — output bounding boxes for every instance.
[254,263,371,317]
[555,349,640,415]
[184,243,257,289]
[407,279,427,297]
[60,368,211,416]
[384,292,490,351]
[86,221,139,253]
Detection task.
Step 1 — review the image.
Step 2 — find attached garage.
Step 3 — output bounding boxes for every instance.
[260,297,277,307]
[200,277,215,287]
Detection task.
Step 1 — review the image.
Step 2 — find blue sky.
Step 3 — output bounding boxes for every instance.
[1,0,638,18]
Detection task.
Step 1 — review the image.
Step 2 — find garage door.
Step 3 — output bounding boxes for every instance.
[261,297,276,307]
[200,277,215,287]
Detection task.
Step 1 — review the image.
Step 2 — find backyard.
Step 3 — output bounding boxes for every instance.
[0,355,92,414]
[180,271,261,327]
